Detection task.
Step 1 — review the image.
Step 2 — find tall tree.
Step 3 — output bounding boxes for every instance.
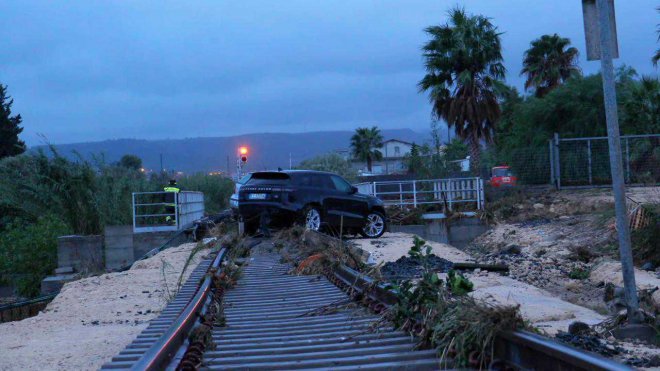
[119,154,143,170]
[419,7,505,173]
[0,84,26,159]
[521,34,580,97]
[350,126,383,172]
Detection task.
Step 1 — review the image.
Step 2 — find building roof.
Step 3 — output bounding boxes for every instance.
[382,139,413,146]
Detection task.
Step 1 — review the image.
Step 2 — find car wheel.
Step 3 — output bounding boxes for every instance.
[360,211,386,238]
[304,206,322,231]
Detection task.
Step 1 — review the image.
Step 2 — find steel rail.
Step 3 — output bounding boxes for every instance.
[0,293,57,312]
[129,247,226,371]
[330,264,631,371]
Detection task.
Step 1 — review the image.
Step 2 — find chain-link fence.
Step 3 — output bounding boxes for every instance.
[483,133,659,188]
[550,134,660,188]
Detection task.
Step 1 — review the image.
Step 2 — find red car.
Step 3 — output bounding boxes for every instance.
[489,166,517,187]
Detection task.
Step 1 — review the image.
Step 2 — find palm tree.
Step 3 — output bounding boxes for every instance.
[418,7,505,174]
[350,127,383,173]
[521,34,580,97]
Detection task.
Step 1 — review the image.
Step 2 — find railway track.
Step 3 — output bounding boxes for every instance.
[103,237,629,370]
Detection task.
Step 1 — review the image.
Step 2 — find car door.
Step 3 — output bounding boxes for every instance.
[328,175,368,227]
[313,174,341,225]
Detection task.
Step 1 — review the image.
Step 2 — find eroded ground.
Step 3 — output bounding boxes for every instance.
[0,242,206,371]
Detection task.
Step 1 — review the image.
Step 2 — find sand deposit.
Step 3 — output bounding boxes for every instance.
[354,232,606,335]
[350,232,473,264]
[0,242,207,371]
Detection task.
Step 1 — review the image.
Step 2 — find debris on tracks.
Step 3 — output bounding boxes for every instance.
[274,226,364,274]
[555,331,623,357]
[380,254,453,280]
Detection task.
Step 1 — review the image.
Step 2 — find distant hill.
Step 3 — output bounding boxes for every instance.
[31,129,432,174]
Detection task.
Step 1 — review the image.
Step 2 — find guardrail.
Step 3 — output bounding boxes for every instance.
[354,177,484,210]
[132,191,205,233]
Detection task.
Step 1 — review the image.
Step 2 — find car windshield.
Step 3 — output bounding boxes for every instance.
[246,172,291,185]
[493,168,512,177]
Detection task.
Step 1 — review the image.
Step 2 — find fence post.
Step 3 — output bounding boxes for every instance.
[478,178,484,210]
[554,133,561,190]
[412,181,417,208]
[475,178,480,210]
[549,139,555,185]
[625,137,630,183]
[399,183,403,207]
[175,192,179,229]
[132,193,137,232]
[448,180,453,211]
[587,139,592,185]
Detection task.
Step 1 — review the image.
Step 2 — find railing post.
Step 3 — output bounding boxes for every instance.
[412,181,417,208]
[132,193,137,233]
[554,133,561,190]
[625,137,630,183]
[587,139,592,185]
[175,192,180,229]
[480,178,485,210]
[549,139,555,185]
[448,180,453,211]
[399,183,403,207]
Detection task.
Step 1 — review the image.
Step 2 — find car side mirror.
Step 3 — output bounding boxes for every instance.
[350,186,358,194]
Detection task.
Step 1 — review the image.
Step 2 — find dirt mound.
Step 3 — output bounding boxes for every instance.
[381,254,453,280]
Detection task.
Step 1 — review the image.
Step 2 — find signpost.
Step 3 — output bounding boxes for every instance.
[582,0,640,323]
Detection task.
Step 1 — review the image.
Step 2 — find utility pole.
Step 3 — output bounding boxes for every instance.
[160,153,164,173]
[289,152,292,170]
[588,0,640,323]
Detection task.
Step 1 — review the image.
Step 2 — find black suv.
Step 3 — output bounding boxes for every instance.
[238,170,387,238]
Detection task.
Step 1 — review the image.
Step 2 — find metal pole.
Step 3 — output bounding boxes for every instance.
[549,139,555,185]
[596,0,639,323]
[412,181,417,208]
[554,133,561,190]
[132,193,136,232]
[174,192,179,230]
[625,137,630,183]
[587,140,592,185]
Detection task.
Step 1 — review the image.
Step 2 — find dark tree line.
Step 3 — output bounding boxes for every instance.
[0,84,26,160]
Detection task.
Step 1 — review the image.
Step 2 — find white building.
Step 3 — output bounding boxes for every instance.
[350,139,414,176]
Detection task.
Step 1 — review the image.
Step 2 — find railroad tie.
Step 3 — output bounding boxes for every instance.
[203,253,440,370]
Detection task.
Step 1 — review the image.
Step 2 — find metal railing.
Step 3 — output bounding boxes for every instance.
[132,191,205,233]
[354,177,484,210]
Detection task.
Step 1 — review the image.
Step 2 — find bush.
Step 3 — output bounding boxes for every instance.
[0,215,70,297]
[177,173,235,214]
[568,268,590,280]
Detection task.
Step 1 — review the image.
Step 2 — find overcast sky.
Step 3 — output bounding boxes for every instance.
[1,1,658,146]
